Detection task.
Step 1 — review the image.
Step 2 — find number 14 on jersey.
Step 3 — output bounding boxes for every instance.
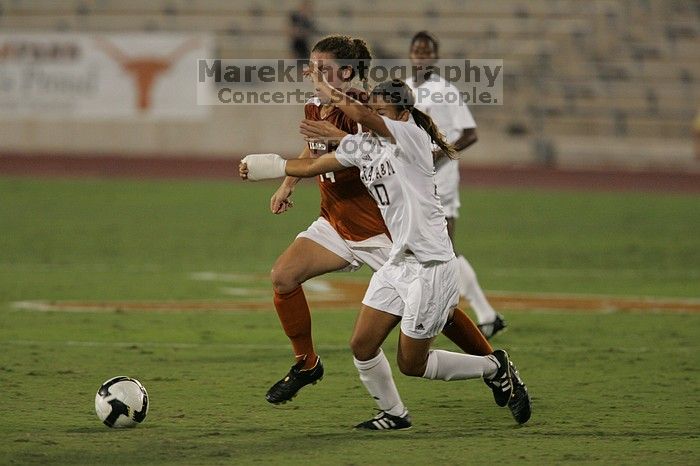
[319,172,336,182]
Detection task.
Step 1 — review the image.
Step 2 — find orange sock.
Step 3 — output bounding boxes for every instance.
[273,286,317,369]
[441,308,493,356]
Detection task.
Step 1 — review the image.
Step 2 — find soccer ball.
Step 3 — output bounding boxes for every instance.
[95,376,149,428]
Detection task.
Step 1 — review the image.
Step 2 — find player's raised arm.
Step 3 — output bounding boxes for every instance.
[240,153,344,181]
[305,61,393,140]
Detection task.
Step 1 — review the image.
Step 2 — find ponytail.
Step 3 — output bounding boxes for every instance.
[372,79,457,159]
[411,108,456,159]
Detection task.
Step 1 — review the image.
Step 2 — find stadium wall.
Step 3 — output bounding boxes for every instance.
[1,20,698,172]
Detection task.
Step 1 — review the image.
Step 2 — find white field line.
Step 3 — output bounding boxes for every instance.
[10,301,135,313]
[192,271,338,291]
[8,300,343,313]
[193,272,344,299]
[189,272,264,282]
[10,301,57,311]
[303,279,335,293]
[218,287,270,297]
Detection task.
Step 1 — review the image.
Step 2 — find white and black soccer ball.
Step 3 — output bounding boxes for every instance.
[95,376,149,428]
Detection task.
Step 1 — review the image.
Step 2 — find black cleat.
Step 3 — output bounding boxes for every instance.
[478,313,507,340]
[265,357,324,404]
[484,349,513,407]
[507,361,532,424]
[355,411,412,431]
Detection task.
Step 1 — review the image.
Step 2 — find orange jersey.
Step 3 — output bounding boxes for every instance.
[304,89,389,242]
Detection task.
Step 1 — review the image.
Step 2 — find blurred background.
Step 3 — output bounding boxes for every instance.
[0,0,699,172]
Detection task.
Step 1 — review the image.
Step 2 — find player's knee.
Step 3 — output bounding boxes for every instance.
[349,335,376,362]
[397,356,425,377]
[270,264,300,294]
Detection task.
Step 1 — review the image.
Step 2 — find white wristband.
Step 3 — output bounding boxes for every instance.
[241,153,287,181]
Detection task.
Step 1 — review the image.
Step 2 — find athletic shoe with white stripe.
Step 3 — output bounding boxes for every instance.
[483,349,513,407]
[355,411,412,431]
[507,360,532,424]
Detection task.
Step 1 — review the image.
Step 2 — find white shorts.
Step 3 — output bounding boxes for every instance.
[435,158,461,219]
[297,217,392,272]
[362,255,460,339]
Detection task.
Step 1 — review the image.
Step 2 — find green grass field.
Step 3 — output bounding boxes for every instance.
[1,176,699,465]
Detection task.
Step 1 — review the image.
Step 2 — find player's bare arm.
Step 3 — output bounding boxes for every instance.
[285,154,344,177]
[454,128,478,151]
[269,146,312,214]
[434,128,477,162]
[305,61,394,140]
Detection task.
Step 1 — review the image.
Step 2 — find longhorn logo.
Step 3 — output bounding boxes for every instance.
[94,37,200,111]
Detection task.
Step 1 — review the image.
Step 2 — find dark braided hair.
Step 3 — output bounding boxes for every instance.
[312,35,372,89]
[371,79,456,159]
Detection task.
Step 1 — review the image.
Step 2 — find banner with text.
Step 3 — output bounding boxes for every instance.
[0,32,213,119]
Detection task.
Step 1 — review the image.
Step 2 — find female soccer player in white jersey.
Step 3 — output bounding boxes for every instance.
[407,31,505,338]
[240,67,531,429]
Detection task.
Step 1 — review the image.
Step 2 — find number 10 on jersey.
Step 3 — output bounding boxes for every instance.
[373,183,390,206]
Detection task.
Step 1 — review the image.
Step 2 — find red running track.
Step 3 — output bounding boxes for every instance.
[1,153,698,193]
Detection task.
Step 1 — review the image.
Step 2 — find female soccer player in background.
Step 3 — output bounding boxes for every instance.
[406,31,506,338]
[240,71,531,429]
[264,35,493,406]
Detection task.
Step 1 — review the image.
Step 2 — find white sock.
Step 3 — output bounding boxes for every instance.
[457,255,497,324]
[422,349,498,381]
[353,349,406,417]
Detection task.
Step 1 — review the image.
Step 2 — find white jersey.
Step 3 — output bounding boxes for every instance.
[405,73,476,145]
[335,115,454,264]
[405,74,476,176]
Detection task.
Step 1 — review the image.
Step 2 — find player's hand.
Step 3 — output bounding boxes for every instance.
[240,153,287,181]
[300,119,348,141]
[270,184,295,215]
[239,161,249,180]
